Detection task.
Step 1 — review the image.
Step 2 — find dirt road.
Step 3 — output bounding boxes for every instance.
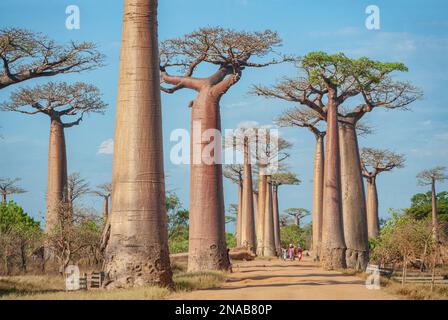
[173,257,398,300]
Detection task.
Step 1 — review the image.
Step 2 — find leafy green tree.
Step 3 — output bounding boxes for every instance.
[280,224,311,249]
[165,193,189,254]
[406,191,448,222]
[0,201,42,274]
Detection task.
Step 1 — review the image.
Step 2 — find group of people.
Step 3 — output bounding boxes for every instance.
[281,243,303,261]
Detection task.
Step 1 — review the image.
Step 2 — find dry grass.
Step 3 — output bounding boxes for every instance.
[348,270,448,300]
[379,277,448,300]
[0,266,227,300]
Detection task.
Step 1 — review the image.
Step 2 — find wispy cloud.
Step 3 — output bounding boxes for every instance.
[97,138,113,155]
[237,120,259,128]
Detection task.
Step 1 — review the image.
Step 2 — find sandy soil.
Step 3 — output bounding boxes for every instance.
[172,257,398,300]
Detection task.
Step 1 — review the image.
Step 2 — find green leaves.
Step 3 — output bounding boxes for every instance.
[0,201,40,234]
[300,51,409,90]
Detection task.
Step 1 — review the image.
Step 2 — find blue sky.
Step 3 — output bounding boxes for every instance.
[1,0,447,231]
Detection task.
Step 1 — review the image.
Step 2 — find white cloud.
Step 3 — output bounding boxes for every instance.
[237,120,259,128]
[421,120,431,126]
[224,101,250,109]
[97,138,114,155]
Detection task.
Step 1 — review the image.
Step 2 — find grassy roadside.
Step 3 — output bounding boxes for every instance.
[0,262,227,300]
[343,269,448,300]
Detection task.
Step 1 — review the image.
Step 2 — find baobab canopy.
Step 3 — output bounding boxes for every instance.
[0,28,105,89]
[0,82,107,124]
[253,51,422,120]
[160,27,288,94]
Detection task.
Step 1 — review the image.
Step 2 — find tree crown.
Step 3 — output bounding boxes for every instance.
[417,166,448,186]
[252,51,422,122]
[0,28,105,89]
[1,81,107,127]
[271,172,301,187]
[360,147,405,178]
[160,27,287,95]
[91,182,112,198]
[0,177,26,196]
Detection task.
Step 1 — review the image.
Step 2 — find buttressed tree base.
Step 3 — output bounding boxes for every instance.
[102,0,173,288]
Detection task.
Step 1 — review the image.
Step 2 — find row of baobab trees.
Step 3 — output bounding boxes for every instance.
[0,0,427,288]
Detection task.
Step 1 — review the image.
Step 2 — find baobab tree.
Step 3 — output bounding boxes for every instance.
[283,208,310,227]
[223,164,244,247]
[1,82,107,233]
[0,28,104,89]
[0,177,26,205]
[92,183,112,219]
[102,0,173,288]
[254,134,292,256]
[361,148,405,238]
[417,166,448,242]
[253,52,421,270]
[271,172,300,254]
[225,128,258,253]
[160,27,285,270]
[275,107,325,259]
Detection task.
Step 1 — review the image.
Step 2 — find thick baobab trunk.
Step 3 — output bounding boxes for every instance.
[188,86,229,272]
[46,117,68,233]
[339,122,369,270]
[102,196,109,219]
[321,98,346,270]
[236,182,243,247]
[241,139,256,252]
[312,134,324,260]
[263,179,276,256]
[1,194,6,205]
[103,0,172,288]
[431,180,439,242]
[366,177,379,238]
[256,173,267,256]
[272,185,281,255]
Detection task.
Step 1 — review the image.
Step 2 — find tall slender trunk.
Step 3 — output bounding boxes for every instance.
[256,173,267,255]
[46,116,68,233]
[339,121,369,270]
[236,181,243,247]
[321,97,346,270]
[102,196,109,219]
[188,87,229,271]
[263,179,276,256]
[103,0,172,288]
[272,185,280,255]
[312,134,324,260]
[253,191,258,237]
[241,139,256,252]
[431,180,439,242]
[366,176,379,238]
